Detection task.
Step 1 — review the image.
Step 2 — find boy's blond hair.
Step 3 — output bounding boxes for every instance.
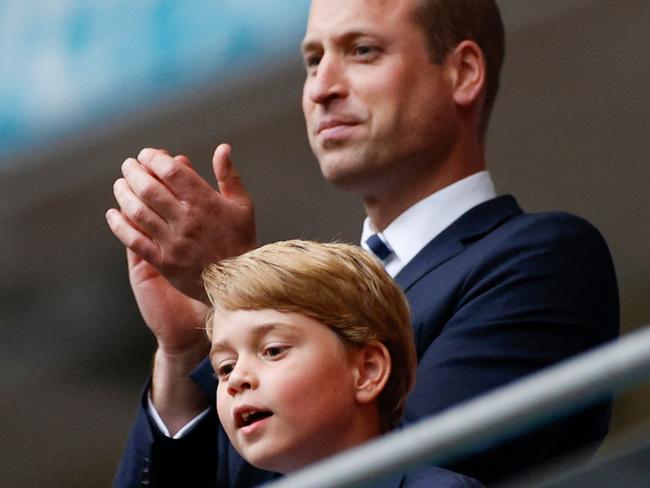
[202,239,416,431]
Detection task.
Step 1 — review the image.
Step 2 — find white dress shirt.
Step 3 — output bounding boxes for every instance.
[150,170,497,437]
[361,171,496,277]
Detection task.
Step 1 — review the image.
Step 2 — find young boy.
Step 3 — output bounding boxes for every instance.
[203,240,483,487]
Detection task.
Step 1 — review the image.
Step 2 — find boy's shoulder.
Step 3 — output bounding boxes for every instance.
[402,466,484,488]
[368,466,484,488]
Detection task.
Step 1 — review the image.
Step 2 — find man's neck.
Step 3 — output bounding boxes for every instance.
[364,158,486,232]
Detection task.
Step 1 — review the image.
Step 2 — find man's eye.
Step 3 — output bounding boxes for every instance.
[304,54,321,69]
[354,45,377,57]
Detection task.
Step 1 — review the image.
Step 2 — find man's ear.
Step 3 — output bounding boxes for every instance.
[447,40,486,108]
[353,341,391,405]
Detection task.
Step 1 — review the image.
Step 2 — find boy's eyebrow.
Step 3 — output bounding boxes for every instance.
[210,322,301,356]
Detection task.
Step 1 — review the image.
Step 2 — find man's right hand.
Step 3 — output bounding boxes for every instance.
[106,144,257,431]
[127,249,208,354]
[106,144,257,302]
[127,248,212,433]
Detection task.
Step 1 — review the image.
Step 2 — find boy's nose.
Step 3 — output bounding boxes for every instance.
[227,364,258,395]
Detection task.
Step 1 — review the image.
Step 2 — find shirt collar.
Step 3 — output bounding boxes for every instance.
[361,171,496,276]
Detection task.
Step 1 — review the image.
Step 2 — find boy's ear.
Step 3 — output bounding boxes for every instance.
[353,341,391,405]
[447,40,486,108]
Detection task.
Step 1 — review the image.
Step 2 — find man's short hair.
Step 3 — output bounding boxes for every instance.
[203,239,416,431]
[413,0,505,136]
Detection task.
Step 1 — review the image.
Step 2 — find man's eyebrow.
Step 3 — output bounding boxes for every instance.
[301,29,385,54]
[300,38,320,55]
[210,322,301,357]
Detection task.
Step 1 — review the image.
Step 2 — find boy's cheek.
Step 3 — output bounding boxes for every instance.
[216,391,232,431]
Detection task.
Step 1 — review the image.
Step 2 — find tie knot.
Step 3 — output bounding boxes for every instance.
[366,234,392,261]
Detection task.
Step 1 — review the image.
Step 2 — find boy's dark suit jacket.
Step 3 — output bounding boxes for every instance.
[114,195,619,487]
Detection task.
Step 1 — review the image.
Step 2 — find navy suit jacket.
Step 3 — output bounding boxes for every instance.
[114,195,619,487]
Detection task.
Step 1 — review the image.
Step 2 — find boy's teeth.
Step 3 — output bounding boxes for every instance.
[239,410,271,427]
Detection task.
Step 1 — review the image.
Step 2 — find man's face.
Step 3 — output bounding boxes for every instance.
[301,0,456,194]
[211,308,363,474]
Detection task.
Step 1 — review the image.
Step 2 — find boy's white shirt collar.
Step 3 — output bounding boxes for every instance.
[361,171,496,277]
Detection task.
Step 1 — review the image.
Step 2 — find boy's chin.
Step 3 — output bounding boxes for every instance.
[247,454,291,475]
[241,443,308,475]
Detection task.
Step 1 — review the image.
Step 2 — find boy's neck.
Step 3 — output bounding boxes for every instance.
[279,405,383,474]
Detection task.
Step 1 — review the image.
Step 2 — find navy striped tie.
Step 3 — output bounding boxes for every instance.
[366,234,392,261]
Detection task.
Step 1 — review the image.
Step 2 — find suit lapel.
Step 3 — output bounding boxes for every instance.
[395,195,522,292]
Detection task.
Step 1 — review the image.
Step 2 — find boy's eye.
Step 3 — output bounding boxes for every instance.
[216,362,234,379]
[262,345,289,359]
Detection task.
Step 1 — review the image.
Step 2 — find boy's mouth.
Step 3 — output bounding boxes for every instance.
[235,407,273,429]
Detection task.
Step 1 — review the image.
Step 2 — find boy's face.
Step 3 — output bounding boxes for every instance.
[210,308,367,474]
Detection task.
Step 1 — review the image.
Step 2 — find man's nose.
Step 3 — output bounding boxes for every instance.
[306,54,348,105]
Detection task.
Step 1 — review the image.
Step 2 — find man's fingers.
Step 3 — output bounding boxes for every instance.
[126,248,141,269]
[121,157,182,220]
[113,177,169,239]
[126,248,164,286]
[138,148,212,201]
[106,208,161,265]
[174,155,193,168]
[212,144,252,206]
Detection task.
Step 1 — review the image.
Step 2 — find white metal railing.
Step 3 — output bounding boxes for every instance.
[263,324,650,488]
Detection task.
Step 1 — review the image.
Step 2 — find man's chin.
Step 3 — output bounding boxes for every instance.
[321,167,366,192]
[316,152,372,190]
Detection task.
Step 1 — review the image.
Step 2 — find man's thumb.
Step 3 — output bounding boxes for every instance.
[212,143,251,206]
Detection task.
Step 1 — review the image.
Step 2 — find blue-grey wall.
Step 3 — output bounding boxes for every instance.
[0,0,310,162]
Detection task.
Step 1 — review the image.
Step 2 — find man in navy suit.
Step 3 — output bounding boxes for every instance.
[107,0,618,486]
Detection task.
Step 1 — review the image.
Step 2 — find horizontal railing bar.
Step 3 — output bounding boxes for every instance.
[264,324,650,488]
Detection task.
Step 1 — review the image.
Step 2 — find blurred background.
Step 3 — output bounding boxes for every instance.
[0,0,648,486]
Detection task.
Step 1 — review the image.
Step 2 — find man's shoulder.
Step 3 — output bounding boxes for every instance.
[509,207,603,237]
[457,204,614,284]
[464,197,610,255]
[396,196,614,296]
